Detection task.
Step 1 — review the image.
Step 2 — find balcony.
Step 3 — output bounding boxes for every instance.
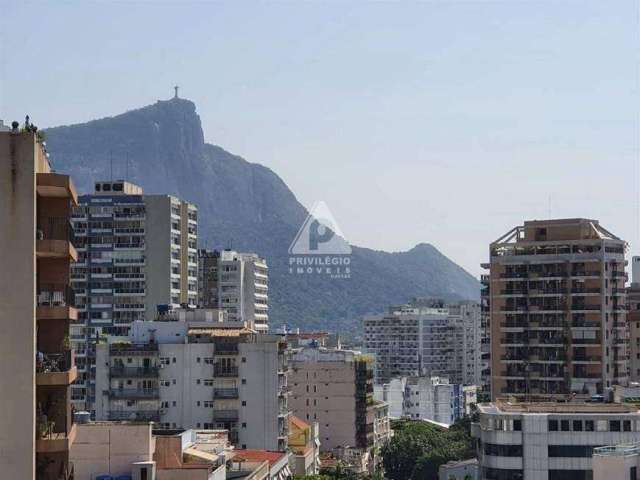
[36,420,76,453]
[213,409,239,421]
[37,284,77,321]
[108,388,159,399]
[36,217,77,261]
[37,351,77,386]
[108,410,160,422]
[37,172,78,204]
[213,388,239,399]
[109,366,159,378]
[214,366,238,377]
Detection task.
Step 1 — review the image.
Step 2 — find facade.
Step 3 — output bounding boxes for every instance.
[473,400,640,480]
[71,423,228,480]
[94,311,289,450]
[198,249,269,332]
[374,376,472,425]
[364,301,482,385]
[288,347,390,474]
[288,416,321,476]
[70,180,197,413]
[628,257,640,382]
[438,458,479,480]
[0,129,78,479]
[484,219,628,400]
[592,443,640,480]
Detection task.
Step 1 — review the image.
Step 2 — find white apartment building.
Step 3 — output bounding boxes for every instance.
[70,180,197,413]
[364,301,482,385]
[94,310,289,451]
[473,400,640,480]
[374,376,473,425]
[199,249,269,332]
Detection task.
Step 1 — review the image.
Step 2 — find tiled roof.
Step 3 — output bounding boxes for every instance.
[231,449,287,466]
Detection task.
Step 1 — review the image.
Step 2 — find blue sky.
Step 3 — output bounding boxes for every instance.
[1,1,638,276]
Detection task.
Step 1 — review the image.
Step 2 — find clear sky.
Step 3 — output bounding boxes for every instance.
[1,1,638,277]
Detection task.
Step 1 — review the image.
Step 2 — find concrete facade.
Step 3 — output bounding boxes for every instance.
[364,301,482,385]
[94,315,288,451]
[70,182,197,414]
[198,249,269,332]
[0,129,78,479]
[473,401,640,480]
[484,219,628,401]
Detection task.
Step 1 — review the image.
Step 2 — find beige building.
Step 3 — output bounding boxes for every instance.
[288,347,390,475]
[71,423,228,480]
[484,219,628,400]
[593,443,640,480]
[0,127,78,479]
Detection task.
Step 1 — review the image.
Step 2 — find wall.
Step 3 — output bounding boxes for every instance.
[0,132,37,480]
[145,195,171,320]
[70,423,154,480]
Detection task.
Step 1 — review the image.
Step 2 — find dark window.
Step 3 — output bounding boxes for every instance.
[631,466,637,480]
[95,184,102,192]
[624,420,632,432]
[573,420,583,431]
[484,443,523,457]
[549,470,593,480]
[561,420,570,431]
[242,401,246,406]
[548,445,600,458]
[585,420,594,431]
[103,183,111,191]
[610,420,621,432]
[113,183,124,192]
[482,467,523,480]
[513,419,522,431]
[548,420,558,431]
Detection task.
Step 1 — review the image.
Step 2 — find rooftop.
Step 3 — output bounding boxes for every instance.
[230,450,287,467]
[479,400,638,415]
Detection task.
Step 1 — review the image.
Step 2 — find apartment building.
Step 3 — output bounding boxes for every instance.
[364,301,482,385]
[70,180,197,412]
[288,416,321,476]
[288,347,390,474]
[484,219,628,401]
[473,400,640,480]
[628,256,640,382]
[198,249,269,332]
[480,272,492,390]
[94,310,289,451]
[374,376,472,425]
[592,443,640,480]
[0,128,78,479]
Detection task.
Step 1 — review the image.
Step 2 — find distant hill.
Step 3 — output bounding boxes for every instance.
[44,97,480,332]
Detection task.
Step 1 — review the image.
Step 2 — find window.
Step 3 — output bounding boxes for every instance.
[172,358,176,363]
[242,423,247,428]
[172,401,176,407]
[513,420,522,431]
[631,466,637,480]
[585,420,594,431]
[484,444,523,457]
[196,379,201,385]
[548,420,558,431]
[242,401,246,406]
[196,357,201,363]
[548,445,597,458]
[242,357,246,363]
[610,420,621,432]
[596,420,608,432]
[624,420,632,432]
[560,420,570,431]
[197,401,200,406]
[573,420,583,431]
[242,378,246,385]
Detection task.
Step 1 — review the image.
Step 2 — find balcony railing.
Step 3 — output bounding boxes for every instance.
[37,284,75,308]
[109,388,159,399]
[37,216,75,243]
[213,409,239,421]
[214,388,239,399]
[109,366,159,377]
[214,366,238,377]
[36,350,73,373]
[109,410,160,422]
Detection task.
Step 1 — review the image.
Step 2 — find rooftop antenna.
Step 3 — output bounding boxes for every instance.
[174,85,179,99]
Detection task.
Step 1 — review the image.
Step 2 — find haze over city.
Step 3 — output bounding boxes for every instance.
[2,0,638,276]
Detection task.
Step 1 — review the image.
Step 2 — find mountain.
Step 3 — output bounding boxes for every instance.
[44,97,480,332]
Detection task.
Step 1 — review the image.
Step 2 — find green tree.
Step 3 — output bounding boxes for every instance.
[382,418,476,480]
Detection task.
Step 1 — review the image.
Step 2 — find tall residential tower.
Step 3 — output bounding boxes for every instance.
[485,219,628,400]
[0,128,78,479]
